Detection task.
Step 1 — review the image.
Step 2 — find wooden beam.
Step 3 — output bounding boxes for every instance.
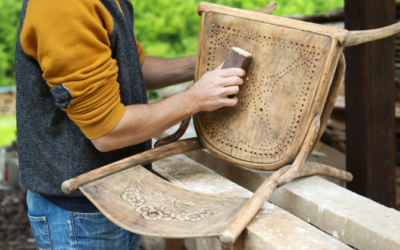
[184,148,400,249]
[344,0,396,207]
[156,124,400,249]
[269,176,400,250]
[152,152,352,250]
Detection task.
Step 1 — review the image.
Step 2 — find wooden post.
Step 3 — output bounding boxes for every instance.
[164,239,184,250]
[344,0,396,207]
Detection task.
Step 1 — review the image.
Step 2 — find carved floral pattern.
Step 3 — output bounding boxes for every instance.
[121,181,221,222]
[121,187,145,206]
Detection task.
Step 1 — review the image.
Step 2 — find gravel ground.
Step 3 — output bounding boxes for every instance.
[0,188,37,250]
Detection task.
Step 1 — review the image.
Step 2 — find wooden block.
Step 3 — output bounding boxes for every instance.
[185,147,400,249]
[222,47,252,70]
[152,154,352,250]
[183,149,270,193]
[269,176,400,250]
[156,126,400,249]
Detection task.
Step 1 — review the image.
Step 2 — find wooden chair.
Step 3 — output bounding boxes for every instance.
[62,2,400,247]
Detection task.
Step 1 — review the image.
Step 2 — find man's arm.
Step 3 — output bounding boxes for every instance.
[141,55,197,90]
[91,64,244,152]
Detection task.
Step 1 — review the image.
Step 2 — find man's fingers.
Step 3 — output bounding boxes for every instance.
[218,68,246,78]
[220,76,243,87]
[220,96,238,107]
[223,86,240,96]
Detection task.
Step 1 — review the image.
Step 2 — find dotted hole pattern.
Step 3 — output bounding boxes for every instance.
[198,18,327,162]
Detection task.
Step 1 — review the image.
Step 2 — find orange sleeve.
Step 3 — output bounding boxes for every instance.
[21,0,125,139]
[136,39,145,65]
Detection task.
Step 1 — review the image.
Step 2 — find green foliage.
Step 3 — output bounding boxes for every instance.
[0,0,344,87]
[0,114,17,147]
[0,0,21,87]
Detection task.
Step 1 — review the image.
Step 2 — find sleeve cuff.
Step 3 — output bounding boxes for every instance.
[81,102,126,140]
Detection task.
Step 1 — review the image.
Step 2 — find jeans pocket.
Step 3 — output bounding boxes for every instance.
[73,212,134,249]
[28,215,51,250]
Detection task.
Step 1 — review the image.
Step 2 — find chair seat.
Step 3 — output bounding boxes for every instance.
[80,166,248,238]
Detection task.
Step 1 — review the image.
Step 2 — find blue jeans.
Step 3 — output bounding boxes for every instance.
[27,190,141,250]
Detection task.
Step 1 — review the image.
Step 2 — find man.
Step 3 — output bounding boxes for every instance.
[15,0,244,249]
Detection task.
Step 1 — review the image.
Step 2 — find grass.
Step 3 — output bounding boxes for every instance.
[0,114,16,147]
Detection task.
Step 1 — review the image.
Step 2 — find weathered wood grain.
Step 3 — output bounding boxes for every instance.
[269,176,400,250]
[345,22,400,47]
[80,166,247,238]
[197,2,349,44]
[219,115,322,245]
[183,143,400,249]
[156,128,351,190]
[194,4,343,170]
[313,53,345,153]
[158,127,398,250]
[152,154,352,250]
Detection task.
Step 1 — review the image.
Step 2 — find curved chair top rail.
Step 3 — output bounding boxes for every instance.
[198,2,400,48]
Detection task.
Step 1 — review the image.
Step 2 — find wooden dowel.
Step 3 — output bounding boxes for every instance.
[219,166,289,246]
[275,115,321,184]
[250,1,277,15]
[217,161,352,248]
[312,53,345,153]
[222,47,252,70]
[154,117,191,148]
[61,138,203,194]
[219,115,320,246]
[294,162,353,182]
[345,22,400,47]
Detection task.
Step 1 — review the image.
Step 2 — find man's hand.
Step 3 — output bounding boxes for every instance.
[91,62,245,152]
[187,63,245,112]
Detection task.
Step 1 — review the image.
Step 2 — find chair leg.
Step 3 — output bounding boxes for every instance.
[219,115,321,246]
[222,233,243,250]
